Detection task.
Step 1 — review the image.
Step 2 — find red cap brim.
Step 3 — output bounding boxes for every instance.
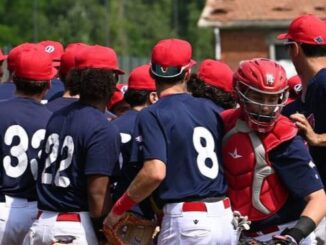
[115,68,125,75]
[0,55,8,61]
[277,33,289,40]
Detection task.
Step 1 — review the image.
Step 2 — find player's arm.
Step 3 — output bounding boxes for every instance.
[88,175,111,241]
[290,113,326,146]
[103,159,166,227]
[270,189,326,244]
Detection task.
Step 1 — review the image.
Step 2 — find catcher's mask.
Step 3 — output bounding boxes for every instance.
[234,58,289,133]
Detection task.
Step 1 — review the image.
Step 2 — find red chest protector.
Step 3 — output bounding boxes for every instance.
[221,109,298,221]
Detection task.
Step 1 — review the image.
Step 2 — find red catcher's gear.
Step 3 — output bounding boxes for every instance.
[221,108,297,221]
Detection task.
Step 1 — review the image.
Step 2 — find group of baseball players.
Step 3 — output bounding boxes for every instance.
[0,13,326,245]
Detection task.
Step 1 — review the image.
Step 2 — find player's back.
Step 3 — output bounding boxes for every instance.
[137,93,226,204]
[0,97,52,200]
[0,81,15,100]
[37,101,120,212]
[46,97,77,112]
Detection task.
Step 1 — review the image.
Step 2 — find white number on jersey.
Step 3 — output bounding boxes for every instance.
[41,134,74,188]
[193,127,219,179]
[118,133,132,169]
[3,125,45,179]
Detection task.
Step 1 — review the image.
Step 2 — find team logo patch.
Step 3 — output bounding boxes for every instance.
[45,45,55,53]
[314,36,324,44]
[265,74,275,86]
[228,148,242,159]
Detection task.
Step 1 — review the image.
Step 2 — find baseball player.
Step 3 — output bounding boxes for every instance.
[0,43,43,100]
[23,45,123,245]
[0,48,55,244]
[278,15,326,243]
[111,64,157,221]
[221,58,326,244]
[46,43,89,112]
[188,58,236,110]
[38,40,65,102]
[107,83,130,118]
[104,39,238,245]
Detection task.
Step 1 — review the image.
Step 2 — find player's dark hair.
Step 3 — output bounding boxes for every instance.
[13,76,50,96]
[63,68,82,96]
[188,74,236,109]
[79,68,118,103]
[300,43,326,57]
[150,69,187,85]
[124,89,154,107]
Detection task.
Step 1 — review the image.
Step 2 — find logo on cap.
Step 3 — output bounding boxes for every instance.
[266,74,275,86]
[45,45,55,53]
[160,66,168,74]
[314,36,324,44]
[121,85,128,93]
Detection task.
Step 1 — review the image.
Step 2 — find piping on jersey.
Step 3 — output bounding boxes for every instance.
[223,119,273,215]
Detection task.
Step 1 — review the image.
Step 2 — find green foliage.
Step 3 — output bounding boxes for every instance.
[0,0,214,61]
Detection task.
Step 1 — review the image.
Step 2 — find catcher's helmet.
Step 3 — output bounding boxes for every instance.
[234,58,289,133]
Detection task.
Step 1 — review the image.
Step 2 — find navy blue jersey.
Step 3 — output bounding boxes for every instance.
[0,81,15,100]
[37,101,121,212]
[45,79,64,101]
[304,69,326,186]
[112,109,154,219]
[282,98,306,117]
[250,136,323,231]
[46,97,77,112]
[130,93,227,204]
[105,110,117,121]
[197,97,224,114]
[0,97,52,200]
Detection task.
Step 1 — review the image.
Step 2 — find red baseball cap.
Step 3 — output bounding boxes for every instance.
[128,64,156,90]
[39,40,64,67]
[277,14,326,45]
[59,43,90,77]
[107,84,128,110]
[151,39,196,78]
[14,49,57,81]
[0,49,7,62]
[287,75,302,94]
[7,43,43,72]
[76,45,124,74]
[197,59,233,93]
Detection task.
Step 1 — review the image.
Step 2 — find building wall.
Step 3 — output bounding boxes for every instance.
[220,30,270,70]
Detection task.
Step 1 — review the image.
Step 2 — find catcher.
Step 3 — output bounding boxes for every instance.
[221,58,326,244]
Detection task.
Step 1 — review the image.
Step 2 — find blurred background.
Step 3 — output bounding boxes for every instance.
[0,0,325,79]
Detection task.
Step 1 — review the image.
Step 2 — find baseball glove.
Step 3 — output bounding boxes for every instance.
[238,235,296,245]
[103,212,156,245]
[238,237,267,245]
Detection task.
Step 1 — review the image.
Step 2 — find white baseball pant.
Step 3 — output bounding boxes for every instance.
[23,210,98,245]
[158,198,238,245]
[0,195,37,245]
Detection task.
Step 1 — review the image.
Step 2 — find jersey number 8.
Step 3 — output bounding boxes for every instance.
[193,127,219,179]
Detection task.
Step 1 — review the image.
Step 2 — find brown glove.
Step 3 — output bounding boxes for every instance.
[103,212,156,245]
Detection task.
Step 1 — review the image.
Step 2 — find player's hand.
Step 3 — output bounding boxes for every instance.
[265,235,297,245]
[290,113,319,146]
[103,211,125,228]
